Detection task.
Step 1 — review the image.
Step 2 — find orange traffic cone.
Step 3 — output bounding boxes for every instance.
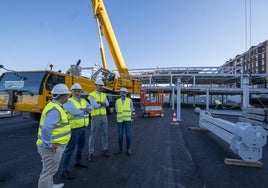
[170,110,179,125]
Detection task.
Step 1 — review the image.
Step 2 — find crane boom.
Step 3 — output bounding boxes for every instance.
[91,0,129,78]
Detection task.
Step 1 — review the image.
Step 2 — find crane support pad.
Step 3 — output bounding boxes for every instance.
[224,158,262,168]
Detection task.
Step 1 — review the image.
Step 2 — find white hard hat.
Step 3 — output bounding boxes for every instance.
[71,83,82,90]
[95,79,104,86]
[51,84,70,95]
[119,87,128,93]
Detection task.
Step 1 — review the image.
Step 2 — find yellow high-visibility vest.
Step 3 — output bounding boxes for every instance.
[36,102,71,145]
[215,100,222,105]
[67,97,89,129]
[116,98,132,122]
[90,91,107,117]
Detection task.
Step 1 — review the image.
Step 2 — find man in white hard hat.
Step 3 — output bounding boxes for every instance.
[115,87,134,156]
[88,79,110,161]
[36,83,71,188]
[61,83,92,179]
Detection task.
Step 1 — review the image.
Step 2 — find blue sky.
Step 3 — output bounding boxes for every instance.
[1,0,268,76]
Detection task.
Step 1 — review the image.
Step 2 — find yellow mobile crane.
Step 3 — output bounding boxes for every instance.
[0,0,141,120]
[90,0,141,94]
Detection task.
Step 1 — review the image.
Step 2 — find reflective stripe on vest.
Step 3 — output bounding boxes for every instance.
[36,102,71,145]
[90,91,107,117]
[116,98,132,122]
[67,97,89,129]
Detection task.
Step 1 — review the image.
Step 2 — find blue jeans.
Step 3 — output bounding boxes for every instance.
[117,121,131,151]
[62,127,86,172]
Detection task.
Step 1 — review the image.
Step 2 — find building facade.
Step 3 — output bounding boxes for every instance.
[222,40,268,87]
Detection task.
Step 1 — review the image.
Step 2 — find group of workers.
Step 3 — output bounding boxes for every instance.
[36,80,134,188]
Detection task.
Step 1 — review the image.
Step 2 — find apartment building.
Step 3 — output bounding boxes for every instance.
[222,40,268,87]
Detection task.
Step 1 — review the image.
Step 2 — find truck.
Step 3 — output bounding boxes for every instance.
[0,64,96,120]
[0,0,141,120]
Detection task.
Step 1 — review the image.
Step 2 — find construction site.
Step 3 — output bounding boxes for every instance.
[0,0,268,187]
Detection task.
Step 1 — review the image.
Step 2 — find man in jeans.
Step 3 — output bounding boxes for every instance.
[88,79,110,161]
[115,87,134,156]
[61,83,92,179]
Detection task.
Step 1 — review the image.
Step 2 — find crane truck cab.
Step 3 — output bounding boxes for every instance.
[0,69,95,120]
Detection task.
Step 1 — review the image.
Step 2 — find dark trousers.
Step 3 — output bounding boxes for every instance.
[117,121,131,151]
[61,127,86,172]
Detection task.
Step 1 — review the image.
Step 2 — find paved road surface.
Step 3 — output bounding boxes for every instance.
[0,107,267,188]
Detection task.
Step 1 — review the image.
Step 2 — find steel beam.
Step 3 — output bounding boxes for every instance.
[199,110,267,162]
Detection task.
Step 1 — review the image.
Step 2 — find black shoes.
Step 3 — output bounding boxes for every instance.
[61,171,74,179]
[103,150,110,157]
[115,149,131,156]
[114,149,122,155]
[88,154,94,162]
[88,151,110,161]
[0,176,5,182]
[73,163,87,168]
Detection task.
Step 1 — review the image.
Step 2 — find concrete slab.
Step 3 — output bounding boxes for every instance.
[0,107,268,188]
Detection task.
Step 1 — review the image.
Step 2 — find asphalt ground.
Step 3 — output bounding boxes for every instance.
[0,106,268,188]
